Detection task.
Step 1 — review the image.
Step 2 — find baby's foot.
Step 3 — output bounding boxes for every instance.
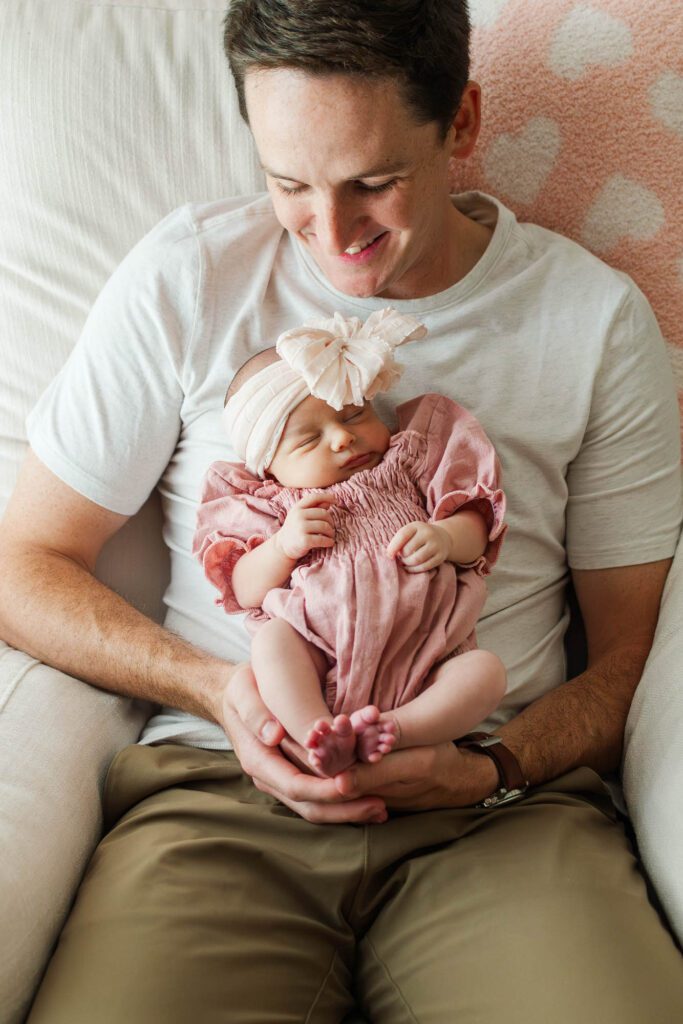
[306,714,357,776]
[350,705,398,764]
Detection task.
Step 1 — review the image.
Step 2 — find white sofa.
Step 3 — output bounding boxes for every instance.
[0,2,681,1021]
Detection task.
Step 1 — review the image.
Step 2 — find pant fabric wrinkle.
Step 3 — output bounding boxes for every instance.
[364,935,421,1024]
[304,949,341,1024]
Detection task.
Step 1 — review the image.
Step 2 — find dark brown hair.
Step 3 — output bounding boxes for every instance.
[224,1,471,139]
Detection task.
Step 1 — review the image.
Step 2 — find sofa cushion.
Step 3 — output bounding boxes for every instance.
[0,642,149,1023]
[623,533,683,944]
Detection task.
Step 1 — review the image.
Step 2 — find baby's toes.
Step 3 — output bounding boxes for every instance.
[378,730,397,750]
[305,719,331,749]
[331,714,354,738]
[358,705,380,725]
[308,749,323,769]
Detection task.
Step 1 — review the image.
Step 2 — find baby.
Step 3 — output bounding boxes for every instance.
[194,309,508,777]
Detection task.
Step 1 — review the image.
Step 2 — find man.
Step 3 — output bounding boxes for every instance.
[1,1,681,1020]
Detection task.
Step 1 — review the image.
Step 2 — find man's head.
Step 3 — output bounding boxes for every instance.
[224,0,471,142]
[223,2,482,301]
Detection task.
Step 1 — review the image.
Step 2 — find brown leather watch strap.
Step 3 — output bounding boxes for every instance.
[455,732,529,806]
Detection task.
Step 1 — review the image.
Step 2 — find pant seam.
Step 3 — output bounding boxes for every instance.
[364,935,420,1024]
[304,949,341,1024]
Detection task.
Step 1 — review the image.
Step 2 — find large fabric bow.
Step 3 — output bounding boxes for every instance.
[222,308,427,478]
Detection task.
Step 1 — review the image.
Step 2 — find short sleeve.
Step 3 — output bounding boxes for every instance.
[397,393,507,575]
[25,208,197,516]
[192,462,281,613]
[566,281,682,570]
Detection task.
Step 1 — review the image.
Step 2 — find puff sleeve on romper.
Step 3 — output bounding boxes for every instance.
[194,394,506,716]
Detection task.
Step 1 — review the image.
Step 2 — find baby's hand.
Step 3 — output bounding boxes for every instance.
[275,493,336,560]
[386,521,450,572]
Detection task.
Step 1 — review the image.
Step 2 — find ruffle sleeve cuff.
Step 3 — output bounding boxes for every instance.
[194,532,268,614]
[431,484,507,577]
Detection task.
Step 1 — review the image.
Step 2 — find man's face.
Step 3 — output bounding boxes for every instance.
[245,69,462,301]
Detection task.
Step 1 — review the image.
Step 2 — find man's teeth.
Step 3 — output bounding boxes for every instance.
[344,239,374,255]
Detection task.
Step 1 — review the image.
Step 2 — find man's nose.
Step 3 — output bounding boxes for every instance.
[315,195,359,254]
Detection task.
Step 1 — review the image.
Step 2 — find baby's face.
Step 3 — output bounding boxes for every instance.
[267,395,391,488]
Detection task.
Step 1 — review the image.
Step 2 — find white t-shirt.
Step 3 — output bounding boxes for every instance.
[26,192,682,748]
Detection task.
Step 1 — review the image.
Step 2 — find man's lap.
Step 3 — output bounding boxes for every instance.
[27,745,683,1024]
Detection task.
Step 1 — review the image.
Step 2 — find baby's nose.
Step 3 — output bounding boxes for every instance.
[330,427,354,451]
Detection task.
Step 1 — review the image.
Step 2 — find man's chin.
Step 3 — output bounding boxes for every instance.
[324,268,390,299]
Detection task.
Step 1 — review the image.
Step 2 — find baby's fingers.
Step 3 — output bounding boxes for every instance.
[386,522,418,559]
[296,491,336,510]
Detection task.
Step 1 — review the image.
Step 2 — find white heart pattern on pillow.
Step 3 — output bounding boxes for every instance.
[549,6,633,80]
[469,0,513,29]
[649,71,683,137]
[482,117,561,204]
[581,175,665,253]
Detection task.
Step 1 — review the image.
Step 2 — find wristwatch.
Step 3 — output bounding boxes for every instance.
[455,732,529,808]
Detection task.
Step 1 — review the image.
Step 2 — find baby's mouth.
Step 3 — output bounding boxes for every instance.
[343,452,372,469]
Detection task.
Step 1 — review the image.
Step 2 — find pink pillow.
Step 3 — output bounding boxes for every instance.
[452,0,683,432]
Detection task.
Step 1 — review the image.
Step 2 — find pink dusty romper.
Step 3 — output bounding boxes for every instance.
[194,394,506,716]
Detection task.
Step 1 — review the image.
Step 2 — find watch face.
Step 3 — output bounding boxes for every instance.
[480,787,528,809]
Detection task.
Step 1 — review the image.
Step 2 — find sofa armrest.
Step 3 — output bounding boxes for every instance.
[0,642,150,1024]
[623,529,683,946]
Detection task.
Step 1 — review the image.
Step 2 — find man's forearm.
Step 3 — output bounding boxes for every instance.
[0,548,231,724]
[496,643,650,787]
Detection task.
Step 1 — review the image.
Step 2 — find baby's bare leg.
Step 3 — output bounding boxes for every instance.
[386,650,507,750]
[251,619,358,776]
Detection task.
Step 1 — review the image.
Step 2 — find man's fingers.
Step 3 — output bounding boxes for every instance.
[335,747,435,798]
[227,664,285,745]
[251,744,388,821]
[254,774,387,824]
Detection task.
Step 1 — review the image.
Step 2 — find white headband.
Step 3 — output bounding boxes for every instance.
[223,308,427,477]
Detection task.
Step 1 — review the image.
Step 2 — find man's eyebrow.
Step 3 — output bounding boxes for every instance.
[261,161,409,181]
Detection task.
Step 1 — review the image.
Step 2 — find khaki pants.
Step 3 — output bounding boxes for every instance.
[28,745,683,1023]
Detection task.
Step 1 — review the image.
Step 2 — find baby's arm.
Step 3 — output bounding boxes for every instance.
[231,534,298,609]
[386,508,488,573]
[232,492,335,608]
[430,509,488,565]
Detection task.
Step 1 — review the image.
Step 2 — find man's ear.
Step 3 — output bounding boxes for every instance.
[448,81,482,162]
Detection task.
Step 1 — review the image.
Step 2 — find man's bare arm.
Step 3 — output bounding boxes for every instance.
[0,450,232,722]
[496,558,671,785]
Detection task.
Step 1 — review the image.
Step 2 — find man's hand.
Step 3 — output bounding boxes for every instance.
[333,741,499,809]
[221,663,388,824]
[386,521,451,572]
[275,493,336,560]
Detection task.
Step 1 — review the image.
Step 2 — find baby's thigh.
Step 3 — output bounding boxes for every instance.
[253,618,329,679]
